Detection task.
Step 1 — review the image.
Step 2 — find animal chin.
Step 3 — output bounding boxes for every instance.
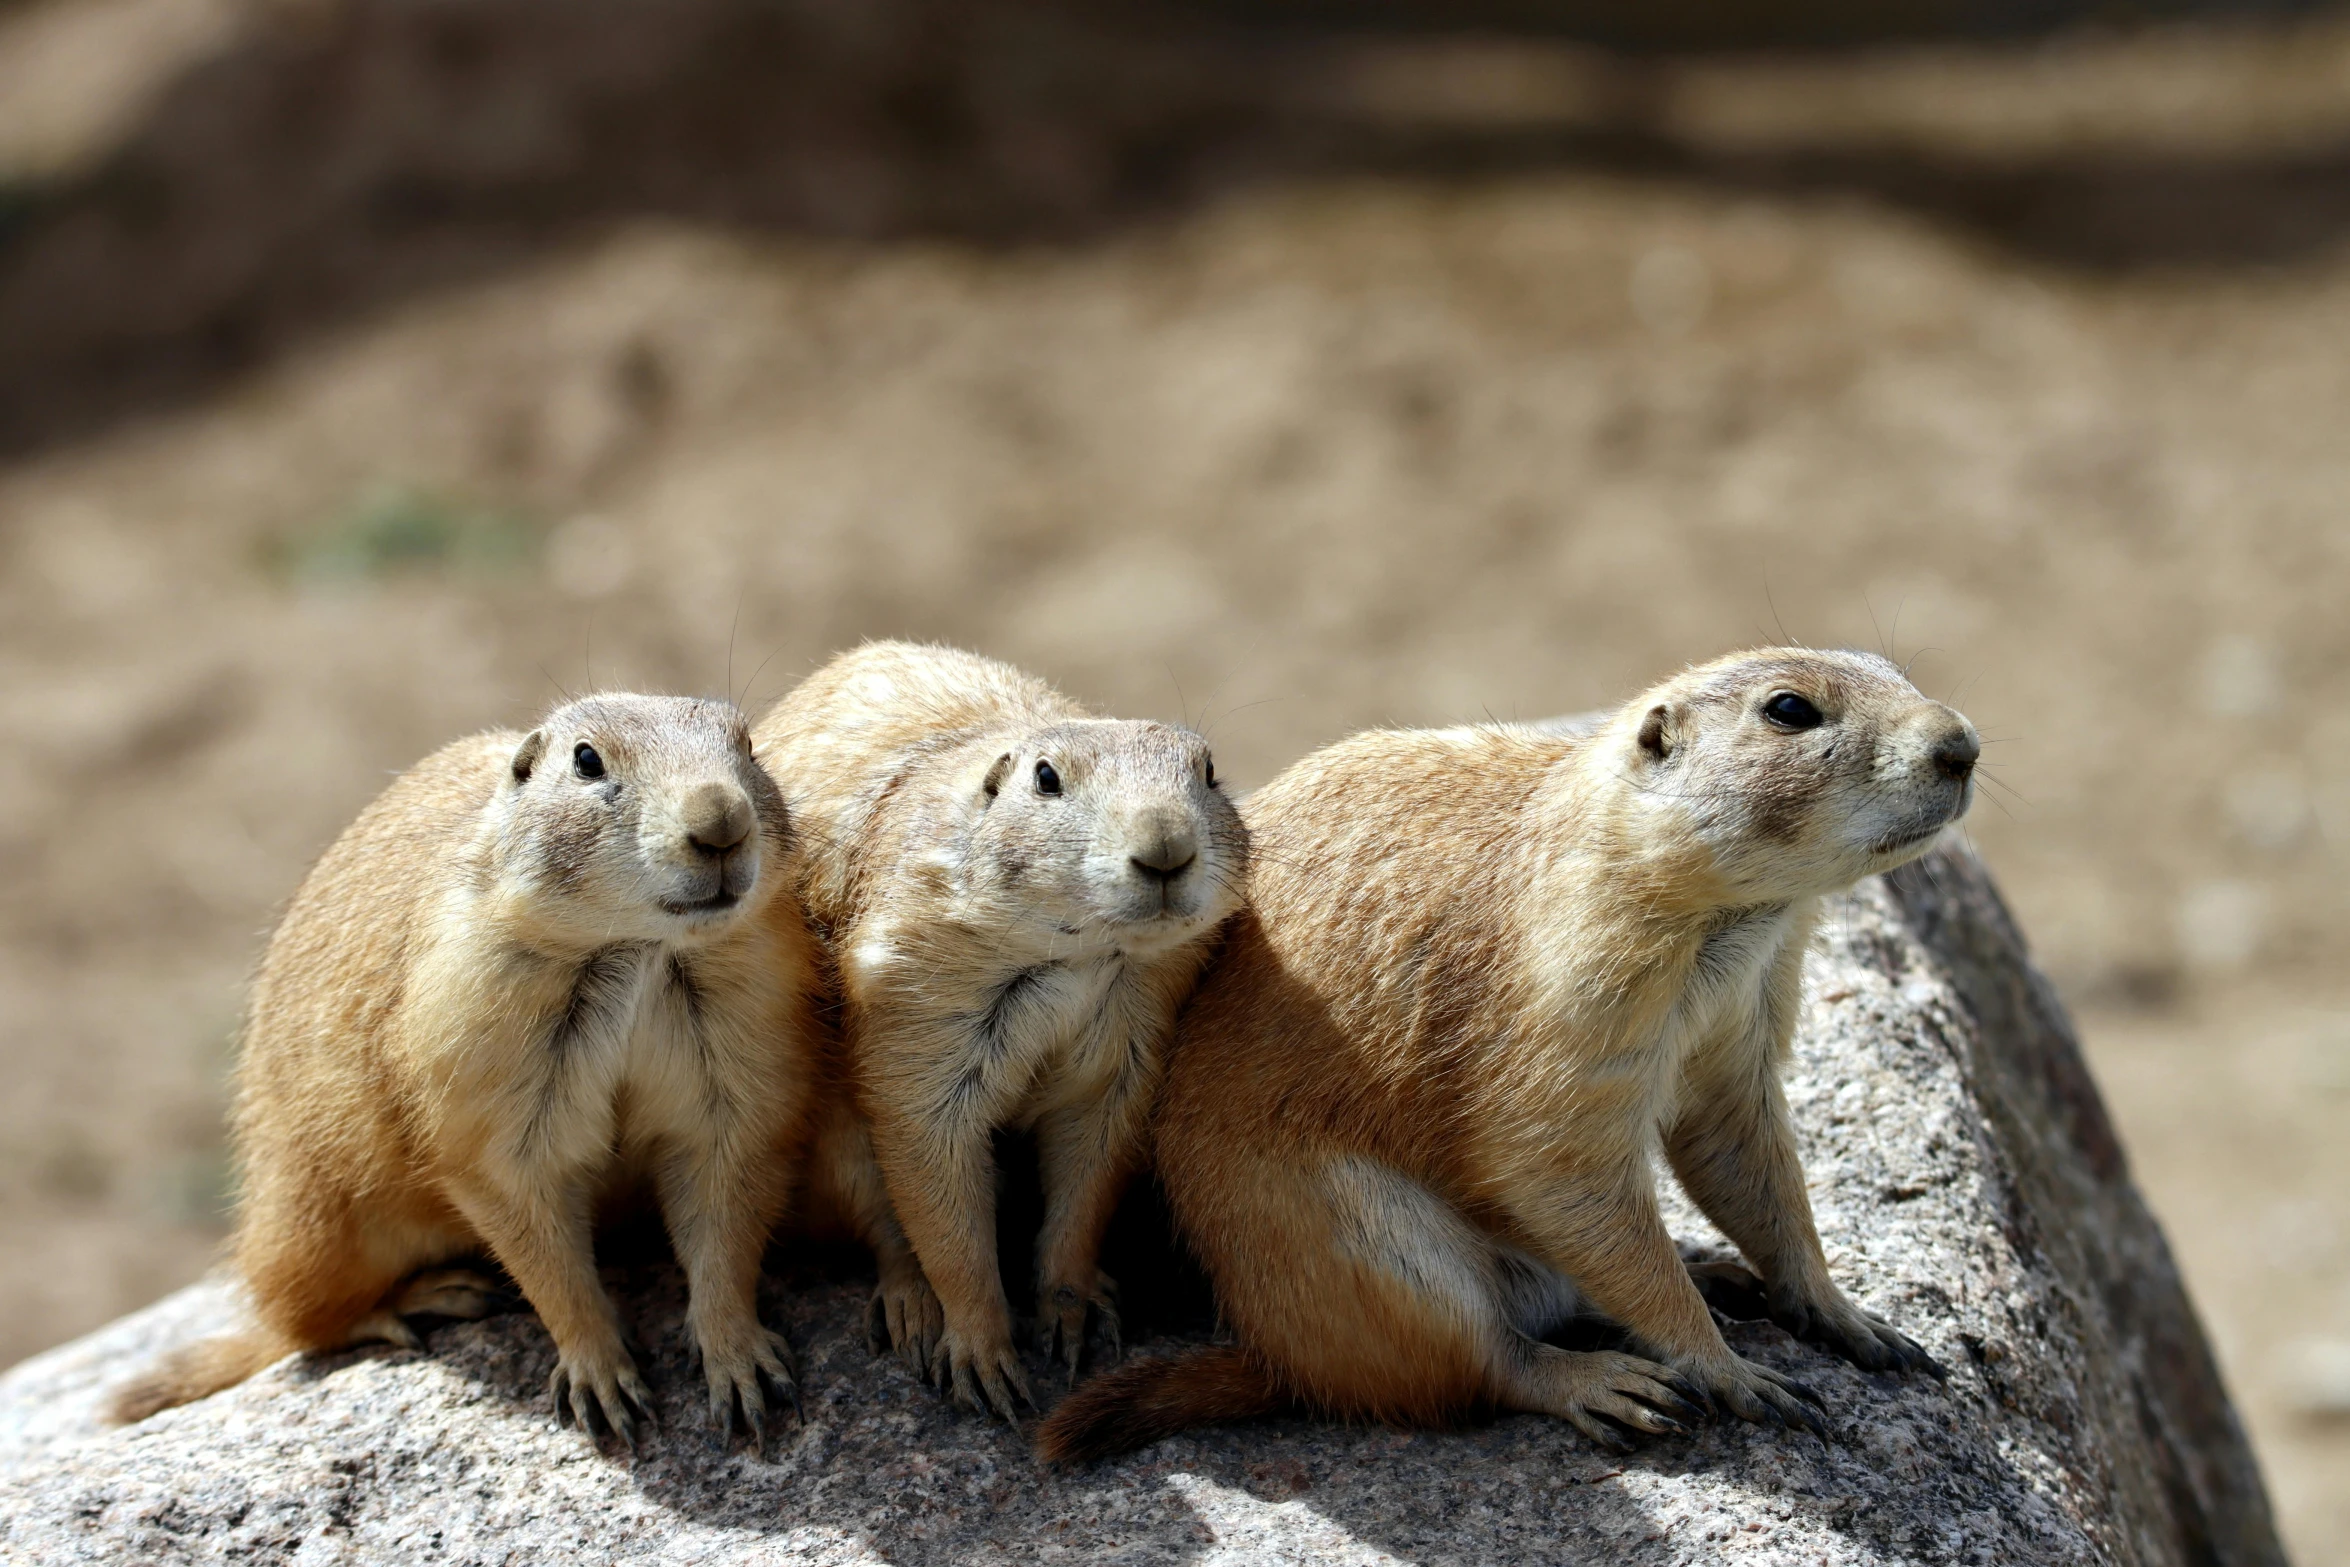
[660,890,741,919]
[1108,902,1195,933]
[1869,823,1945,857]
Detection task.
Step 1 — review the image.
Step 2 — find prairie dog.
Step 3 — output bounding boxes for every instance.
[1040,648,1974,1461]
[111,695,820,1451]
[753,642,1246,1419]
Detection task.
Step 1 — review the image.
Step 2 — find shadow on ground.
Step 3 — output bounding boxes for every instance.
[4,0,2350,459]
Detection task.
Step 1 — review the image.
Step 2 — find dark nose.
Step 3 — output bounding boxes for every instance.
[1130,836,1198,885]
[1931,728,1980,783]
[684,782,755,858]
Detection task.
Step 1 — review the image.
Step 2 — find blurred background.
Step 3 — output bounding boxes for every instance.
[1,0,2346,1554]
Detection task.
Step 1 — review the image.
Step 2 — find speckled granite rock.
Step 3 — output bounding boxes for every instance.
[0,847,2284,1566]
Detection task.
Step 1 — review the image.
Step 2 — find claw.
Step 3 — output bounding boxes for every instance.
[1662,1373,1713,1418]
[1651,1387,1708,1425]
[1592,1422,1635,1454]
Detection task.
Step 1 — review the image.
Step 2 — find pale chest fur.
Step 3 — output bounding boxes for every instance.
[1505,901,1804,1141]
[846,924,1161,1127]
[402,903,786,1181]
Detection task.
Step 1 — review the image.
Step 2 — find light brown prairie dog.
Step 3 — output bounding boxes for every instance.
[1039,648,1974,1461]
[754,642,1247,1420]
[111,695,820,1452]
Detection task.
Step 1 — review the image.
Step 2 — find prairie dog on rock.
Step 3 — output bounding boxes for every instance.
[112,696,819,1451]
[1040,648,1973,1461]
[754,643,1246,1419]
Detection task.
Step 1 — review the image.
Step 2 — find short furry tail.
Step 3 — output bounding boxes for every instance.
[1036,1345,1286,1463]
[107,1332,290,1424]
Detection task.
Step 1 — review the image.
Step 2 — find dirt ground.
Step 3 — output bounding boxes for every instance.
[1,0,2346,1558]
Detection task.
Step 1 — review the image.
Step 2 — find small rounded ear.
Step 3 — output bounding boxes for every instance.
[979,751,1014,800]
[1637,704,1673,761]
[511,729,547,783]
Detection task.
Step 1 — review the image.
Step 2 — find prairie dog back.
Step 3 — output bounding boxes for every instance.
[113,694,822,1455]
[756,641,1247,1419]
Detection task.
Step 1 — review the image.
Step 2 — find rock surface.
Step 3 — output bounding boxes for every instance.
[0,847,2285,1566]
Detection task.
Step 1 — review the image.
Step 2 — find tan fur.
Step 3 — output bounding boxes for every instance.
[109,695,822,1451]
[753,642,1247,1419]
[1039,648,1975,1461]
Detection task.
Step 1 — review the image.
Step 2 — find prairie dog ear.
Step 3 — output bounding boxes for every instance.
[1637,704,1674,761]
[511,729,548,783]
[979,751,1014,801]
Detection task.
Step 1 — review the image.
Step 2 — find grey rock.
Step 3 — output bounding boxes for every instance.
[0,847,2285,1565]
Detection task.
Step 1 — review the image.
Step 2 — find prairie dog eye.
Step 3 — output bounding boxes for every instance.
[1204,754,1217,788]
[1034,759,1062,796]
[574,743,606,779]
[1761,692,1824,731]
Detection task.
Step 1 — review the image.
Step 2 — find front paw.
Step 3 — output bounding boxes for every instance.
[1035,1270,1121,1379]
[1768,1286,1945,1379]
[1673,1352,1833,1441]
[549,1341,657,1450]
[865,1266,946,1381]
[694,1320,800,1456]
[930,1323,1035,1423]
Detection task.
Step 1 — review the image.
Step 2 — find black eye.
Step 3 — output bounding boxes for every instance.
[574,743,606,779]
[1034,759,1062,796]
[1762,692,1823,731]
[1204,755,1217,788]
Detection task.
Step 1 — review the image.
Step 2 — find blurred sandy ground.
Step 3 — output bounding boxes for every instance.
[0,0,2345,1555]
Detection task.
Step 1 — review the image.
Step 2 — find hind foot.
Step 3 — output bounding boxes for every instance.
[1671,1350,1833,1440]
[391,1267,517,1322]
[342,1267,519,1352]
[1499,1341,1707,1453]
[865,1259,946,1381]
[1035,1270,1121,1380]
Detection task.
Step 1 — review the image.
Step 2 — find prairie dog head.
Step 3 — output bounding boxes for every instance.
[1594,648,1978,904]
[486,694,788,947]
[960,719,1245,954]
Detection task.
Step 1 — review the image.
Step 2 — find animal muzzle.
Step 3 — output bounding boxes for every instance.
[1127,822,1200,892]
[664,781,760,909]
[1929,725,1979,785]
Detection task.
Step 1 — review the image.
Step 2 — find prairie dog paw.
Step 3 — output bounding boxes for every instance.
[931,1324,1034,1424]
[865,1267,945,1381]
[390,1267,517,1322]
[1767,1287,1945,1379]
[549,1342,657,1450]
[1036,1270,1121,1379]
[1522,1347,1707,1454]
[1675,1353,1832,1440]
[695,1321,800,1456]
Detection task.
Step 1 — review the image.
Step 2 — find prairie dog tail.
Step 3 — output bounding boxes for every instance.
[107,1331,291,1424]
[1035,1345,1287,1463]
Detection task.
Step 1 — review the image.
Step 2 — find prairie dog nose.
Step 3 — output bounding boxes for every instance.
[1930,725,1980,783]
[683,782,755,857]
[1129,820,1199,884]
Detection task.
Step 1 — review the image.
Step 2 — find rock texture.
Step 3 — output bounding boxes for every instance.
[0,847,2285,1566]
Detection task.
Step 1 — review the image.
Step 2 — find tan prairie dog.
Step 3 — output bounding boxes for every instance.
[754,643,1246,1420]
[111,695,820,1452]
[1039,648,1974,1462]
